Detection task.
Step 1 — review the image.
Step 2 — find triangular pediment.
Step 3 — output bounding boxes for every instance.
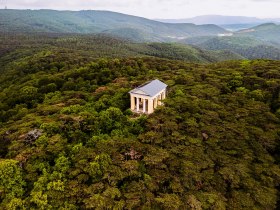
[129,79,167,97]
[133,89,148,95]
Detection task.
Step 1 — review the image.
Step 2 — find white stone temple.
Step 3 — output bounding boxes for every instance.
[129,79,167,114]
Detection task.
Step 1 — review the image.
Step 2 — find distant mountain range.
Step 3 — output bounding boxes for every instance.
[182,36,280,60]
[1,10,280,61]
[179,21,280,60]
[156,15,280,32]
[236,23,280,44]
[156,15,280,25]
[0,10,226,42]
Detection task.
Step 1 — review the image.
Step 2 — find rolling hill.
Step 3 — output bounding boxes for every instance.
[180,23,280,60]
[236,23,280,44]
[0,9,227,42]
[0,33,244,69]
[0,49,280,209]
[1,9,280,210]
[182,35,280,60]
[156,15,280,25]
[156,15,280,32]
[1,10,280,61]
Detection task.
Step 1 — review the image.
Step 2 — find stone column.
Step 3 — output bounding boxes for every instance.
[154,97,158,109]
[130,95,135,111]
[136,97,140,112]
[158,94,162,106]
[162,90,166,100]
[143,99,146,113]
[148,99,154,114]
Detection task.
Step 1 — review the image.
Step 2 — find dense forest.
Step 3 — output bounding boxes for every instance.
[0,33,244,65]
[237,23,280,44]
[182,36,280,60]
[0,32,280,209]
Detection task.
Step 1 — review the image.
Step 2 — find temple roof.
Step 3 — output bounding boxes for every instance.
[129,79,167,97]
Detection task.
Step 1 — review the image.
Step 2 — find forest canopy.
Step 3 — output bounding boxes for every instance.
[0,33,280,209]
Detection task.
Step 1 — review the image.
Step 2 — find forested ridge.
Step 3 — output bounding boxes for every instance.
[0,33,280,209]
[182,36,280,60]
[0,33,244,67]
[0,9,226,42]
[1,9,280,62]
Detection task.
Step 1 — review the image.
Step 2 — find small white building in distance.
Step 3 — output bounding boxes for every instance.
[129,79,167,114]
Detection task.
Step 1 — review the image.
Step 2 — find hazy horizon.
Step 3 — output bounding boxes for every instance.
[1,8,280,21]
[1,0,280,19]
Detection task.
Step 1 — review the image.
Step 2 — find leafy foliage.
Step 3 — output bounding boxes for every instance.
[0,41,280,209]
[0,32,244,72]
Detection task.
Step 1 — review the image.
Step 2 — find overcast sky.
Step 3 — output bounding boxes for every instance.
[2,0,280,19]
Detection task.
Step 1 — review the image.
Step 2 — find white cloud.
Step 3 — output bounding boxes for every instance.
[2,0,280,18]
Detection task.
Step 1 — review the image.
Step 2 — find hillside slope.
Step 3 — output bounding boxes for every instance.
[0,50,280,209]
[182,36,280,60]
[0,9,227,41]
[236,23,280,44]
[0,33,244,68]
